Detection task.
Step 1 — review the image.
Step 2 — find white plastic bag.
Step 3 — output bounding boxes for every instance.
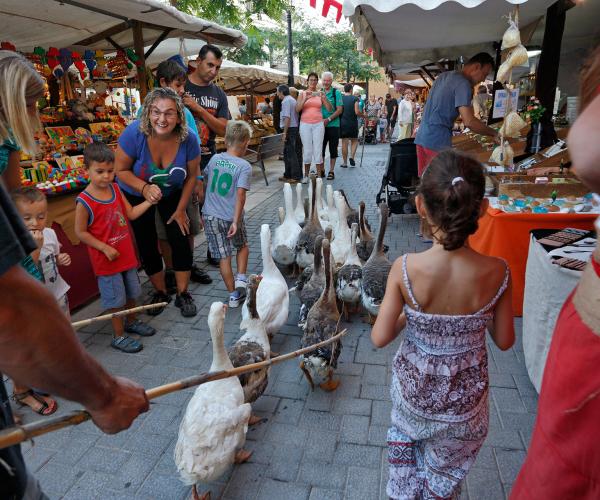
[501,14,521,50]
[496,45,528,83]
[489,141,514,166]
[501,111,527,138]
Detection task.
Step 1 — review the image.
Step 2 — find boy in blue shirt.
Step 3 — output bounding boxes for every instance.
[203,121,252,307]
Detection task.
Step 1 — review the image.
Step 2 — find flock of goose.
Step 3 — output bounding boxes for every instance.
[174,175,392,499]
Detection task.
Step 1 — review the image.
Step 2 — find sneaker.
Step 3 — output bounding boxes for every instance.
[235,275,248,295]
[165,269,177,295]
[349,158,356,166]
[111,336,143,353]
[228,291,245,308]
[175,291,197,317]
[207,249,220,267]
[340,164,348,168]
[125,319,156,337]
[190,265,213,284]
[146,291,172,316]
[301,176,308,184]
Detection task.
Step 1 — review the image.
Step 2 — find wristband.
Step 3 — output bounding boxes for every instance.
[196,175,204,180]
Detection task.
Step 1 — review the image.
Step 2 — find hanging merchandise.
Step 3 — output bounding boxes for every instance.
[46,47,63,78]
[107,51,129,79]
[0,41,16,51]
[71,51,86,79]
[125,48,142,68]
[489,140,515,167]
[59,48,73,74]
[83,50,97,76]
[94,50,108,78]
[501,111,527,138]
[501,13,521,50]
[33,47,47,65]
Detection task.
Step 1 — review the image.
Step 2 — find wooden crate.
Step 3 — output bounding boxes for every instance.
[492,174,588,198]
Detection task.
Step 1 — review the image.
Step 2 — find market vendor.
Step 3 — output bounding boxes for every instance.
[415,52,499,176]
[115,87,200,318]
[184,44,230,266]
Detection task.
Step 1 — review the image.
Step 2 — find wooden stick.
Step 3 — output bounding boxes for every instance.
[0,329,348,449]
[71,303,168,329]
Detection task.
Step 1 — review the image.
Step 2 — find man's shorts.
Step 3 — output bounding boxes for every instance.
[204,215,248,260]
[97,268,141,309]
[155,196,201,240]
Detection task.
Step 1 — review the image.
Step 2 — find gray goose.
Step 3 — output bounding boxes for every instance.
[361,202,392,322]
[356,201,389,262]
[297,235,325,328]
[339,189,370,230]
[229,276,270,425]
[295,226,333,294]
[296,175,325,269]
[336,223,363,318]
[300,238,342,391]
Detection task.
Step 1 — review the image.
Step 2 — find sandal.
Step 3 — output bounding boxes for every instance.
[111,335,143,353]
[13,390,58,416]
[327,172,335,180]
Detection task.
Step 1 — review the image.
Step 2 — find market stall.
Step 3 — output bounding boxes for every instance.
[2,0,246,309]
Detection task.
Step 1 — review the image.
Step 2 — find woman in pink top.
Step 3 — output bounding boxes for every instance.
[296,72,333,182]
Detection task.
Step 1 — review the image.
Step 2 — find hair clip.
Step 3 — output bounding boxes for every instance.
[451,177,464,186]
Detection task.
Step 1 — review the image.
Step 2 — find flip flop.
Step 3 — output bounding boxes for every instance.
[111,335,143,353]
[13,390,58,416]
[327,172,335,180]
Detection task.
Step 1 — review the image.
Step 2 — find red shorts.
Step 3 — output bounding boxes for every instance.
[416,145,439,177]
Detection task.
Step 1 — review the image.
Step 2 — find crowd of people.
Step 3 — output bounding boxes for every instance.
[0,38,599,500]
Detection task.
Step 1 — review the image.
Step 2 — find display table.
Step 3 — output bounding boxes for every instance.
[469,207,596,315]
[522,232,586,392]
[46,192,99,310]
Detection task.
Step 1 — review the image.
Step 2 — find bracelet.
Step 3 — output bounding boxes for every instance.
[196,175,204,181]
[141,183,150,196]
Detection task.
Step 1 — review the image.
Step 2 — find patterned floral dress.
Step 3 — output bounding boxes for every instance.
[387,255,509,499]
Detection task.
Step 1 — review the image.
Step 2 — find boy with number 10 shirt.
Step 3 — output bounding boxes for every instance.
[203,121,253,307]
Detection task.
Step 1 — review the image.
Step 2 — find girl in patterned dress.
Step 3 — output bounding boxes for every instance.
[372,150,515,499]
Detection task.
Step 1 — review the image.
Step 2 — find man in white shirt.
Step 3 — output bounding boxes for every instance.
[396,91,415,140]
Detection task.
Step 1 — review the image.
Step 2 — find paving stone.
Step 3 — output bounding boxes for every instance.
[340,414,370,445]
[495,449,527,484]
[489,372,518,388]
[35,461,83,496]
[345,466,380,500]
[298,462,347,489]
[309,487,344,500]
[335,375,362,398]
[137,472,190,500]
[256,479,310,500]
[360,383,391,401]
[273,397,305,425]
[492,387,527,413]
[332,397,372,416]
[471,446,497,470]
[299,409,342,432]
[77,445,131,474]
[334,443,381,468]
[368,425,388,447]
[466,466,506,500]
[371,400,393,426]
[265,422,309,447]
[22,447,54,473]
[364,364,388,385]
[62,471,117,499]
[483,427,524,450]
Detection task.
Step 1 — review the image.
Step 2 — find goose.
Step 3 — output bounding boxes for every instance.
[243,224,289,339]
[326,185,338,229]
[336,223,363,317]
[272,183,302,267]
[356,201,389,262]
[277,207,285,225]
[297,235,325,328]
[331,192,352,267]
[294,183,305,227]
[174,302,252,500]
[296,175,325,269]
[316,177,329,221]
[338,189,369,230]
[361,202,392,322]
[229,275,270,424]
[300,238,342,391]
[293,225,332,296]
[308,177,331,231]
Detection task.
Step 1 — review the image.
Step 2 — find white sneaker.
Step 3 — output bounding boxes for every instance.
[228,292,245,308]
[235,276,248,294]
[301,176,309,184]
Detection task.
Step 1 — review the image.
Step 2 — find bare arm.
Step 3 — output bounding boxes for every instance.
[458,105,498,138]
[115,145,162,203]
[569,94,600,193]
[354,101,364,118]
[119,192,154,221]
[2,150,22,191]
[371,259,407,348]
[296,92,308,113]
[321,93,334,113]
[227,187,247,238]
[0,265,149,432]
[327,104,343,123]
[487,270,515,351]
[185,98,227,136]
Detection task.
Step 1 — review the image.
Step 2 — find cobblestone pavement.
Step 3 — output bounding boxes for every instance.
[17,143,538,499]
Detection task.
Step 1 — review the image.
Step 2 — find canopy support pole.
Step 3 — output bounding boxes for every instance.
[534,0,575,146]
[132,20,148,100]
[145,29,173,59]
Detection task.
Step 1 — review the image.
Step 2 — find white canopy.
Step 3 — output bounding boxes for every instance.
[0,0,247,51]
[343,0,557,66]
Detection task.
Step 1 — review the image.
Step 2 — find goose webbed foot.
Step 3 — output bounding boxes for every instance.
[234,448,253,464]
[249,414,266,426]
[192,484,210,500]
[319,369,340,392]
[300,360,315,390]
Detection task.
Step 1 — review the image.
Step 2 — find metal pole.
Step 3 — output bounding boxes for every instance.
[346,58,350,83]
[287,8,294,86]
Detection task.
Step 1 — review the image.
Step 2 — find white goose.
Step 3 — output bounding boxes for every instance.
[294,183,305,226]
[308,179,331,231]
[243,224,289,338]
[272,183,302,267]
[174,302,252,500]
[326,185,339,229]
[336,223,363,317]
[316,177,329,222]
[331,192,352,267]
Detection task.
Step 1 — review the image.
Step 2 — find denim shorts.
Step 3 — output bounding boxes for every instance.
[97,268,141,309]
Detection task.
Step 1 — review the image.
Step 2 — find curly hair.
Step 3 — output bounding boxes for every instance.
[418,150,486,251]
[138,87,188,142]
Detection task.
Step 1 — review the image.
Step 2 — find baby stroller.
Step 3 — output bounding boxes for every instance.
[376,138,419,214]
[362,118,378,145]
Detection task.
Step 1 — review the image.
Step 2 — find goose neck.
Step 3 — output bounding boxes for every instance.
[210,323,233,371]
[284,186,295,222]
[261,231,277,273]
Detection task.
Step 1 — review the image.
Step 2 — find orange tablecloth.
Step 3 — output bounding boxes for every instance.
[469,208,596,316]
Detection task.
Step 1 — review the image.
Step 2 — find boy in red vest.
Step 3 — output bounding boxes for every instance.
[75,142,156,353]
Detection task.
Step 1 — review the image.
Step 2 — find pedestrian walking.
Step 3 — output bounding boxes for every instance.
[277,84,302,183]
[340,83,362,168]
[320,71,343,180]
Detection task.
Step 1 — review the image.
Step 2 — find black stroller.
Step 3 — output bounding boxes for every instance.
[376,138,419,214]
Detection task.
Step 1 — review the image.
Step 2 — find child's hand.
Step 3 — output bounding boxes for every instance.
[102,245,120,261]
[57,252,71,266]
[31,229,44,249]
[227,222,238,239]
